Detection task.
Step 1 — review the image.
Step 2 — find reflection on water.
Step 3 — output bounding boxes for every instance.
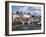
[12,21,41,31]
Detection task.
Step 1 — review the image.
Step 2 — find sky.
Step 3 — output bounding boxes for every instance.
[12,6,41,15]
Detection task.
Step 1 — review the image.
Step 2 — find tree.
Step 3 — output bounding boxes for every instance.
[27,12,30,15]
[24,12,26,14]
[16,11,19,14]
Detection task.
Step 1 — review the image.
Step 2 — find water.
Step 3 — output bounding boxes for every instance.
[12,21,41,31]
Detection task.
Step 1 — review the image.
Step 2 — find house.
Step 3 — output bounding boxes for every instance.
[23,14,32,19]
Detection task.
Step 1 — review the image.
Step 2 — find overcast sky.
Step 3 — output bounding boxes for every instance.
[12,6,41,15]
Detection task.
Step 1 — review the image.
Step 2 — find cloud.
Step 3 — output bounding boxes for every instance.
[18,7,28,12]
[12,6,41,15]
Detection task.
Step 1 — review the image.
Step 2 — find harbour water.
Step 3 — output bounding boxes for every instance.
[12,20,41,31]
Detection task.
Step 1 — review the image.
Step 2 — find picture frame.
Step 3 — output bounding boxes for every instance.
[5,1,45,36]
